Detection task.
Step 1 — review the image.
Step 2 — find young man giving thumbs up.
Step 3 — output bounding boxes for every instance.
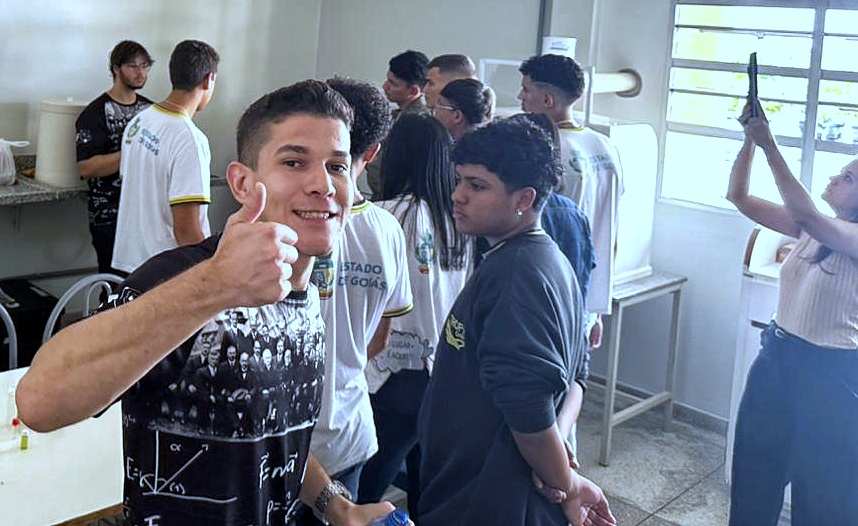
[16,81,403,526]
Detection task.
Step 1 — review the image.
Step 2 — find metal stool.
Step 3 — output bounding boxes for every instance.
[42,273,124,343]
[1,304,18,369]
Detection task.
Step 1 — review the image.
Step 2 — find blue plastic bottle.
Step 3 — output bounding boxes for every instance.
[368,508,410,526]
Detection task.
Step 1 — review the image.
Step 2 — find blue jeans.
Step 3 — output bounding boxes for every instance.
[730,322,858,525]
[333,462,365,498]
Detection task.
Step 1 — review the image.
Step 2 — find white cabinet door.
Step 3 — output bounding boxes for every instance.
[726,275,790,511]
[726,276,778,481]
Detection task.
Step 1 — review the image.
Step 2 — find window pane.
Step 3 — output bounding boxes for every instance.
[813,104,858,145]
[668,91,806,138]
[661,132,797,208]
[824,9,858,35]
[673,28,812,68]
[676,5,813,32]
[764,102,807,140]
[816,78,858,145]
[818,79,858,106]
[668,92,743,129]
[811,151,854,216]
[671,68,808,101]
[822,36,858,72]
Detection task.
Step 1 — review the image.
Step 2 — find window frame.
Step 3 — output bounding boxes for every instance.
[661,0,858,209]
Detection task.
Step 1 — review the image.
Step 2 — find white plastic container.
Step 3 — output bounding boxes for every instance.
[35,98,87,188]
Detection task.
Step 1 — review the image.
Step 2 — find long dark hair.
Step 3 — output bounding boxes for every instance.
[808,210,858,270]
[378,112,468,270]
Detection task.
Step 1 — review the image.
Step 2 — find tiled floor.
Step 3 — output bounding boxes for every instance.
[574,385,791,525]
[574,387,731,526]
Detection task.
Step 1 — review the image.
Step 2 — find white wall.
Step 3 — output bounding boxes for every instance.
[315,0,541,88]
[0,0,323,283]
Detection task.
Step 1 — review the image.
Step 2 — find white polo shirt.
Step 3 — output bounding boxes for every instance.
[113,103,211,273]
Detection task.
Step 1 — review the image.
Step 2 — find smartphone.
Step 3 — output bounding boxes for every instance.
[747,52,759,117]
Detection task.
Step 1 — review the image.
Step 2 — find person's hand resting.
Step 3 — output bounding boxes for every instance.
[589,314,603,350]
[561,471,616,526]
[532,437,579,503]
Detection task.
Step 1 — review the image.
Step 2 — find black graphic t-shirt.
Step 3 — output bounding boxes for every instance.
[75,92,152,226]
[108,235,326,525]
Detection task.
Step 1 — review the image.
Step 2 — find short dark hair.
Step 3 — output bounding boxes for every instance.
[440,79,495,126]
[169,40,220,91]
[507,113,564,192]
[452,117,559,209]
[326,77,392,158]
[236,80,354,169]
[508,112,559,148]
[109,40,153,79]
[518,54,586,104]
[388,50,429,87]
[427,54,476,78]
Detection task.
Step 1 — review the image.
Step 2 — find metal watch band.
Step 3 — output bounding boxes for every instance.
[313,479,352,524]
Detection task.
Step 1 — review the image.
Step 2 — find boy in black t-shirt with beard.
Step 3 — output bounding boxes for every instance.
[75,40,153,274]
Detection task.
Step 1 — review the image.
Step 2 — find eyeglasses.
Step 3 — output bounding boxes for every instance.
[433,102,458,114]
[122,62,152,71]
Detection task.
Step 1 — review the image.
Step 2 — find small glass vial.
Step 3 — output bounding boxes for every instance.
[11,417,27,450]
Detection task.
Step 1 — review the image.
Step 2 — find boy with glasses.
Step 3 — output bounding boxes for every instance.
[75,40,154,274]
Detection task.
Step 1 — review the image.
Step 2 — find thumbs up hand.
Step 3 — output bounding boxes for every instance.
[211,182,299,306]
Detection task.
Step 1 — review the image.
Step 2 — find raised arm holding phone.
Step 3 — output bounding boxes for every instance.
[726,78,858,524]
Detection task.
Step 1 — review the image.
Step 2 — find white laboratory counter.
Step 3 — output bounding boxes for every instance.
[0,367,123,525]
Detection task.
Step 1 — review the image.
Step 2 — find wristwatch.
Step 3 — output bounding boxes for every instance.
[313,479,352,524]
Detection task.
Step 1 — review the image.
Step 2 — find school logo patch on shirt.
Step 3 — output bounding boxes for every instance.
[414,230,435,275]
[125,116,141,144]
[444,313,465,351]
[310,255,335,300]
[569,152,584,180]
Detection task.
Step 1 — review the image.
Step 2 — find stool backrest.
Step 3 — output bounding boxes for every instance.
[42,274,124,344]
[1,303,18,370]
